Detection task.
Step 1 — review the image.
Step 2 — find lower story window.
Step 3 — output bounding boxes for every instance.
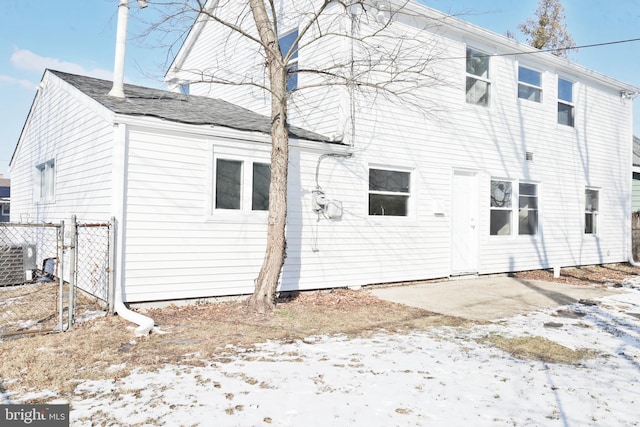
[518,182,538,235]
[490,179,538,236]
[490,180,512,235]
[214,158,270,212]
[368,168,410,216]
[252,163,271,211]
[585,189,599,234]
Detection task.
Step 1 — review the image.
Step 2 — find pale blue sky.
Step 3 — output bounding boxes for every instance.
[1,0,638,178]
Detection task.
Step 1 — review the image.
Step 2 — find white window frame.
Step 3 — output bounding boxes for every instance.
[1,202,9,217]
[368,166,412,217]
[518,65,543,103]
[35,159,55,204]
[518,182,538,236]
[465,47,491,106]
[208,148,270,221]
[214,158,244,210]
[557,77,575,127]
[278,29,299,92]
[585,188,599,235]
[490,179,539,236]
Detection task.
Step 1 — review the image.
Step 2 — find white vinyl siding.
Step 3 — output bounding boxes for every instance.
[9,71,114,223]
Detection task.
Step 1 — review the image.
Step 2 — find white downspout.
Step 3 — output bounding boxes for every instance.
[626,91,640,267]
[108,0,153,335]
[111,123,154,336]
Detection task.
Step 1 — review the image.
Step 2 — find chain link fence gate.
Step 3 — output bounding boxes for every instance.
[72,217,114,318]
[0,217,113,338]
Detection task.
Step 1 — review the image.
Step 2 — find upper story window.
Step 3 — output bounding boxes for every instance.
[518,66,542,102]
[557,78,575,127]
[178,82,190,95]
[214,158,270,212]
[585,188,599,234]
[466,47,490,106]
[278,30,298,92]
[369,168,410,216]
[36,159,55,203]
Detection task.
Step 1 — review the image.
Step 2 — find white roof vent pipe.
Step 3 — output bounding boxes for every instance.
[109,0,148,98]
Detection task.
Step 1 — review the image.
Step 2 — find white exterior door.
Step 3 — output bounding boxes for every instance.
[451,170,479,274]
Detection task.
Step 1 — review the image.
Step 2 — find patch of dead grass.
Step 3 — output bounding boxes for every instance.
[513,262,640,287]
[0,288,471,402]
[480,334,599,364]
[3,262,637,402]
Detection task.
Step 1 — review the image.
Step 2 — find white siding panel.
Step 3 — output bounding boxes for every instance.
[10,72,114,224]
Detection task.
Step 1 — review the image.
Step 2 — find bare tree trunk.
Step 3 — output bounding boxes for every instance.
[247,0,289,313]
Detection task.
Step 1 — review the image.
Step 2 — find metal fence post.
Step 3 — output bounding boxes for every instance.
[68,215,78,330]
[57,220,65,331]
[108,217,116,314]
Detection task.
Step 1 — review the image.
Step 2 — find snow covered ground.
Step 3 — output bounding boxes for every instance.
[12,280,640,426]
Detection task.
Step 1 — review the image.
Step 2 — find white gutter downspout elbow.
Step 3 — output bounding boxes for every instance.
[110,216,154,336]
[115,296,154,337]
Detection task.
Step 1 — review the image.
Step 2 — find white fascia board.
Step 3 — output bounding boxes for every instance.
[45,70,116,123]
[115,113,270,142]
[165,0,219,83]
[113,113,347,153]
[10,70,115,169]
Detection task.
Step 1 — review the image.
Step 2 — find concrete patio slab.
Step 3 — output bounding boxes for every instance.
[368,276,622,321]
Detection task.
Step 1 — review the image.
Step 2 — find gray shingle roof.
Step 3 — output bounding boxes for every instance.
[50,70,333,143]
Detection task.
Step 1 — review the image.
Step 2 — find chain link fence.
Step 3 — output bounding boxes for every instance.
[0,218,113,338]
[0,223,65,337]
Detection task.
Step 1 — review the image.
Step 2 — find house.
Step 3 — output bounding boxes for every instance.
[10,0,638,305]
[0,174,9,222]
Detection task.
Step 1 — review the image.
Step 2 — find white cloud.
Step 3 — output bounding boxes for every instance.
[10,48,113,81]
[0,74,36,90]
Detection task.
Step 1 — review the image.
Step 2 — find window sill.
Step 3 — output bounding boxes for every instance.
[517,98,544,108]
[205,210,268,224]
[367,215,418,226]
